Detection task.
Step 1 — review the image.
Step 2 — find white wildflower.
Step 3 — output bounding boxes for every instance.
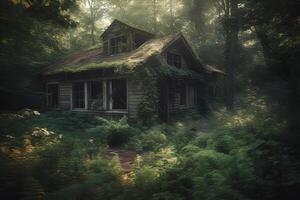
[33,110,40,116]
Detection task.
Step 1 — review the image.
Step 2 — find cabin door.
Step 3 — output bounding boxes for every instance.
[47,83,59,108]
[158,79,169,122]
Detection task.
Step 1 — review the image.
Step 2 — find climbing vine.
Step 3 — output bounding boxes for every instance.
[133,63,160,124]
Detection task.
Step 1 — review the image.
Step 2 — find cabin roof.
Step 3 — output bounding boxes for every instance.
[44,19,224,76]
[44,33,178,75]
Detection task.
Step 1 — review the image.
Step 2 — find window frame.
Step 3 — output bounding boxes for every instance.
[46,83,59,108]
[111,79,128,110]
[179,82,187,106]
[167,52,182,68]
[70,78,128,112]
[110,35,127,55]
[72,82,87,110]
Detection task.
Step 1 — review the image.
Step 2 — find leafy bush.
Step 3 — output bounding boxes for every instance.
[86,116,139,147]
[86,156,122,178]
[30,111,97,133]
[19,176,45,200]
[1,90,299,200]
[127,126,168,152]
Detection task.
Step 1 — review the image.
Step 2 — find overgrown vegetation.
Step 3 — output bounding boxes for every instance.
[1,0,299,199]
[1,89,299,200]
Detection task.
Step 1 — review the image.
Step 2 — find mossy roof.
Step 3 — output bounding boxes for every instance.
[44,32,224,76]
[44,33,181,75]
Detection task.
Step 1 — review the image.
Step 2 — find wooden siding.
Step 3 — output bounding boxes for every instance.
[47,77,145,120]
[127,77,145,119]
[168,81,201,114]
[101,20,153,55]
[58,82,72,109]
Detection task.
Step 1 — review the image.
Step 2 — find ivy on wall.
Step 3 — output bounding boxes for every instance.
[132,56,206,124]
[134,64,159,124]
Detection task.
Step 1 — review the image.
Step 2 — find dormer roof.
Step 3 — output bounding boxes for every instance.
[100,19,155,38]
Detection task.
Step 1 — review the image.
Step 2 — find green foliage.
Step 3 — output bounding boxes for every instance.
[0,1,78,110]
[46,173,123,200]
[1,90,299,200]
[86,156,122,178]
[19,177,45,200]
[127,126,168,152]
[136,68,159,125]
[31,111,96,133]
[86,116,139,147]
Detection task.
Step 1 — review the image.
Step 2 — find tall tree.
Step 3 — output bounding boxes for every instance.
[186,0,241,109]
[85,0,105,46]
[242,0,300,130]
[0,0,78,109]
[222,0,239,110]
[152,0,158,33]
[169,0,175,32]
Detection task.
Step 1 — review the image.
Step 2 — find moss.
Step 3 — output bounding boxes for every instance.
[45,34,180,75]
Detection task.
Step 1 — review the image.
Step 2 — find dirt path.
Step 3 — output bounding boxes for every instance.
[107,148,137,174]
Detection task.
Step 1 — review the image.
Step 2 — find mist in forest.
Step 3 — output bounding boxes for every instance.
[0,1,299,200]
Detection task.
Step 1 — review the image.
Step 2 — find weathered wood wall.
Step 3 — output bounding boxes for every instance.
[58,82,72,109]
[46,76,145,120]
[168,80,202,114]
[127,77,145,119]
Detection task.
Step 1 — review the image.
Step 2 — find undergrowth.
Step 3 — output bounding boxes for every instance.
[0,91,299,200]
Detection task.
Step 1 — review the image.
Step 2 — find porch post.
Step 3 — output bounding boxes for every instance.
[109,81,113,110]
[103,80,107,109]
[84,82,88,110]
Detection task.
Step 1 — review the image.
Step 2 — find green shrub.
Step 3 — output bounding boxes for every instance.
[86,116,139,147]
[86,156,122,178]
[128,127,168,152]
[19,176,45,200]
[30,111,96,133]
[191,134,210,149]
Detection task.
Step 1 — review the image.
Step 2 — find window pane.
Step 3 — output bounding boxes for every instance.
[180,83,186,105]
[89,81,103,110]
[47,84,59,107]
[167,53,173,65]
[73,82,85,108]
[167,52,181,68]
[110,36,127,54]
[112,79,127,109]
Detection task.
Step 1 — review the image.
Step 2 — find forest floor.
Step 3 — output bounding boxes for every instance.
[107,148,138,177]
[105,117,210,178]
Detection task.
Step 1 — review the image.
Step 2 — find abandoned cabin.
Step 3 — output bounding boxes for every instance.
[43,19,223,121]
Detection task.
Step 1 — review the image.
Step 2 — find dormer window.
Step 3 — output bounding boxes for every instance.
[110,36,127,54]
[167,52,182,68]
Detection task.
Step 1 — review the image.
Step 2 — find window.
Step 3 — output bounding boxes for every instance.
[88,81,103,110]
[103,40,109,55]
[47,84,59,107]
[179,83,186,105]
[71,79,127,111]
[73,82,85,109]
[112,79,127,109]
[187,85,196,106]
[167,52,182,68]
[110,36,127,54]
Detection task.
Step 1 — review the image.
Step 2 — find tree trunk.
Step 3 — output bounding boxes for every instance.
[169,0,174,32]
[91,23,95,45]
[87,0,96,46]
[224,0,239,110]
